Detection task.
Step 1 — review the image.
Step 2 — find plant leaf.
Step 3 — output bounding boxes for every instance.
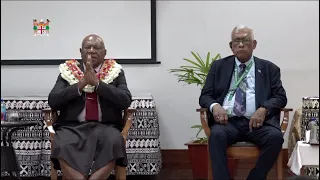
[192,52,205,68]
[212,53,221,61]
[191,125,202,129]
[205,52,211,69]
[183,58,202,68]
[180,65,202,70]
[195,128,203,137]
[168,52,220,88]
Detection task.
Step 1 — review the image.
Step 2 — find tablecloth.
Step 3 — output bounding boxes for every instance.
[287,105,319,178]
[287,141,319,175]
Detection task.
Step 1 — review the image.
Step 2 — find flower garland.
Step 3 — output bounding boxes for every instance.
[59,59,122,93]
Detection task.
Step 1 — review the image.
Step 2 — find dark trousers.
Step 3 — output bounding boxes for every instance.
[209,116,283,180]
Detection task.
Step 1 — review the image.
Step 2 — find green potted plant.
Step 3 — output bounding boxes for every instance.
[169,51,221,179]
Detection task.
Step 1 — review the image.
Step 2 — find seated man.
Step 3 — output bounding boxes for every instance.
[199,25,287,180]
[48,34,132,180]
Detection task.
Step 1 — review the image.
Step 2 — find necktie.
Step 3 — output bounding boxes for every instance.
[85,69,99,121]
[233,63,247,116]
[85,92,99,121]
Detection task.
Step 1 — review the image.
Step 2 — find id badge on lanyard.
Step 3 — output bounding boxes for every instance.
[225,91,235,116]
[224,61,253,115]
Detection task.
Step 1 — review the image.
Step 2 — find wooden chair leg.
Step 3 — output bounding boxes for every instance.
[50,133,58,180]
[207,146,213,180]
[51,161,58,180]
[276,151,283,180]
[300,166,305,176]
[115,166,127,180]
[228,159,238,179]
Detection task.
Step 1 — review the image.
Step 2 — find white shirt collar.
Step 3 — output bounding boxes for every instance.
[235,55,254,66]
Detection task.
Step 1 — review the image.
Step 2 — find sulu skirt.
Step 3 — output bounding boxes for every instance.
[50,121,127,176]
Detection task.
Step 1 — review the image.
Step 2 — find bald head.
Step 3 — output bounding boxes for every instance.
[231,25,255,41]
[80,34,107,68]
[82,34,105,48]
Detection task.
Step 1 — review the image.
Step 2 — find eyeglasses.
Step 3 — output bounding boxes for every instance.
[231,38,252,45]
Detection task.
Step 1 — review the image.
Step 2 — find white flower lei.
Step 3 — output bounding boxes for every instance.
[59,59,122,93]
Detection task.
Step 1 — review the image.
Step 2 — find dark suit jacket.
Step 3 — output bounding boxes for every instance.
[48,61,132,130]
[199,55,287,129]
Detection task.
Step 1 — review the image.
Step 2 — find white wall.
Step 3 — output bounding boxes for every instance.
[1,1,319,149]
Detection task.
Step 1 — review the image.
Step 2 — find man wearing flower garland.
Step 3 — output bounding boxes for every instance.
[48,34,132,180]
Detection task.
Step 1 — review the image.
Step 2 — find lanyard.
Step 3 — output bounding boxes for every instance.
[227,61,253,102]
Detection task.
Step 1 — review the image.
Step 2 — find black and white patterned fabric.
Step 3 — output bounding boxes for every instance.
[301,96,319,179]
[1,95,162,177]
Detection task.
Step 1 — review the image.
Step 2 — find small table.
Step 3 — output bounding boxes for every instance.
[287,141,319,176]
[1,121,38,180]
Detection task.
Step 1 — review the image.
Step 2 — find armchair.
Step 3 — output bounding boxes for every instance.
[197,108,293,180]
[42,108,136,180]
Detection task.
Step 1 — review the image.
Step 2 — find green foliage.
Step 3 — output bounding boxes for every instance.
[168,52,221,88]
[191,125,208,143]
[169,52,221,144]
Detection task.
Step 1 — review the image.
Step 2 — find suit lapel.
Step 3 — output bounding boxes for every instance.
[79,60,85,72]
[254,57,264,107]
[221,56,235,100]
[78,61,86,99]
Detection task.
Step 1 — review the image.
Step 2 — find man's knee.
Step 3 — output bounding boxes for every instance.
[99,127,124,147]
[264,129,284,149]
[209,125,228,144]
[269,129,284,144]
[107,160,116,170]
[110,131,124,146]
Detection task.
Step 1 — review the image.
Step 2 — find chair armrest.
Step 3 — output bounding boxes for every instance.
[42,108,58,134]
[196,108,211,138]
[281,108,293,111]
[196,107,293,137]
[42,108,57,125]
[121,108,137,141]
[280,108,293,135]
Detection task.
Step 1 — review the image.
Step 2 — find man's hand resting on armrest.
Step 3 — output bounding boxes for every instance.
[212,104,228,125]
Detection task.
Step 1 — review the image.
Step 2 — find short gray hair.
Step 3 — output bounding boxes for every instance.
[231,25,255,40]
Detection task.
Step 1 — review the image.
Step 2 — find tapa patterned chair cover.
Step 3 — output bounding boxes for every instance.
[301,96,319,178]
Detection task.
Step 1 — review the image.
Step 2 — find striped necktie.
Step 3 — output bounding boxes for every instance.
[233,63,247,116]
